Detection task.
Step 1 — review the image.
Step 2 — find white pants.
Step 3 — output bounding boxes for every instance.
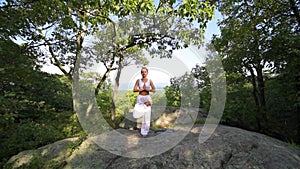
[133,95,151,135]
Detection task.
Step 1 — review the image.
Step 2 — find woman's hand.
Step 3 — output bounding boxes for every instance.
[140,85,150,92]
[144,101,151,106]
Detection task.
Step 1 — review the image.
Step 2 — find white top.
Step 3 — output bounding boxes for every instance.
[138,79,151,89]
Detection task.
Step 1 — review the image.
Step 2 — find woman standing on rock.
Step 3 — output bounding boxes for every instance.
[133,67,156,138]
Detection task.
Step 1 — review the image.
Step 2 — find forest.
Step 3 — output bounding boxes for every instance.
[0,0,299,168]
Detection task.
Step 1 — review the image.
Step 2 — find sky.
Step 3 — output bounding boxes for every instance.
[205,10,222,40]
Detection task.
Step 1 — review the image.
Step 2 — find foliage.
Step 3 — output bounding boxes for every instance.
[114,90,137,111]
[164,84,181,107]
[212,0,299,130]
[211,0,300,142]
[96,82,115,128]
[222,75,257,129]
[263,75,299,142]
[165,64,210,109]
[0,39,84,167]
[151,91,167,106]
[1,0,215,80]
[1,0,216,127]
[1,1,300,168]
[95,82,139,128]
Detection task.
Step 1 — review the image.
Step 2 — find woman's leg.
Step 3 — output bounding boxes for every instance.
[141,107,151,136]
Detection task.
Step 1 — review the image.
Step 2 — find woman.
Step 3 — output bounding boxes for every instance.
[133,67,156,138]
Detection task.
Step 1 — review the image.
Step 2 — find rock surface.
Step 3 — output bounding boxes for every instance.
[5,125,300,169]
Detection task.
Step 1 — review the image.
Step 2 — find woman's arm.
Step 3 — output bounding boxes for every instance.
[149,79,156,92]
[133,79,145,92]
[133,79,140,92]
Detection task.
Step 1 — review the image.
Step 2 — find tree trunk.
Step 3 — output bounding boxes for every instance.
[297,93,300,144]
[296,66,300,143]
[255,65,268,127]
[95,70,110,96]
[297,89,300,143]
[111,56,124,122]
[256,66,266,107]
[248,66,262,130]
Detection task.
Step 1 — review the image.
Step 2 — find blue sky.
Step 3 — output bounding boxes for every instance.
[205,10,222,39]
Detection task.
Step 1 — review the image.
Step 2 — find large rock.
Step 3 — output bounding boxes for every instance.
[5,138,79,169]
[5,125,300,169]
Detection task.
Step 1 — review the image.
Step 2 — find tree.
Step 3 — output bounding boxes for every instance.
[1,0,215,81]
[2,0,216,123]
[0,38,79,166]
[75,1,215,121]
[1,0,220,132]
[165,63,210,109]
[212,0,299,130]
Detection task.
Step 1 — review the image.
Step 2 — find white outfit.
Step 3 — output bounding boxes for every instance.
[133,79,152,136]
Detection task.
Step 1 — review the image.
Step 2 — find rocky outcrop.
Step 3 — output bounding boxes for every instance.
[5,125,300,169]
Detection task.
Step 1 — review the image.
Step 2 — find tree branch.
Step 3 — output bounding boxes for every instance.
[48,44,71,79]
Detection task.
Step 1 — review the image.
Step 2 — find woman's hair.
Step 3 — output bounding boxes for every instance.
[141,67,148,72]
